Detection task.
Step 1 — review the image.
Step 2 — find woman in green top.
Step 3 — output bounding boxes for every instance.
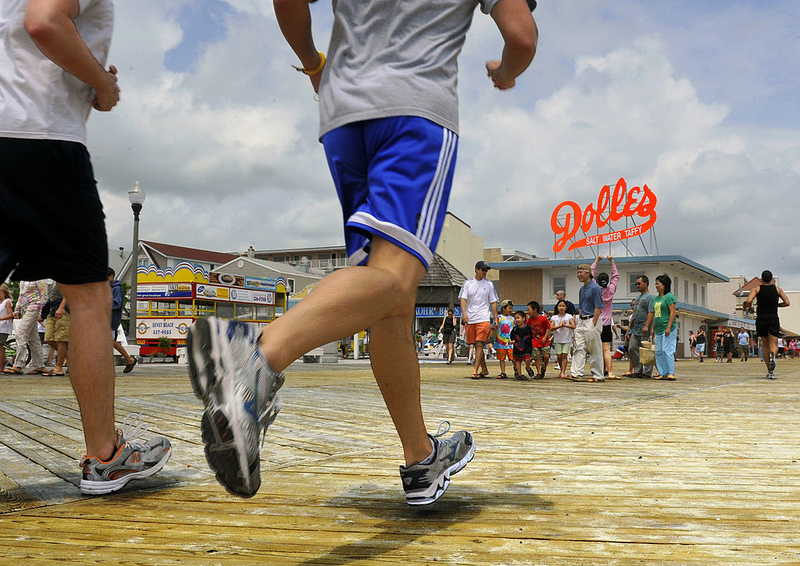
[650,274,677,380]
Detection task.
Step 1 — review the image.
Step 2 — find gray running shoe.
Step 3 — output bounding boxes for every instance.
[767,353,776,373]
[766,371,776,380]
[399,422,476,506]
[80,412,172,495]
[188,317,284,497]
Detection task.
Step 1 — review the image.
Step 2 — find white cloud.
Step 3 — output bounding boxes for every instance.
[86,1,800,289]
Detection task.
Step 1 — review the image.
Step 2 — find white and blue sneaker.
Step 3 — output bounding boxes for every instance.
[188,317,284,497]
[399,422,475,506]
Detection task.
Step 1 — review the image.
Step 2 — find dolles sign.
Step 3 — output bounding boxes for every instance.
[550,178,657,253]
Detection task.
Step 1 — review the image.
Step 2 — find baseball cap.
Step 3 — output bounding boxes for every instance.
[500,299,513,308]
[475,261,491,271]
[577,264,591,271]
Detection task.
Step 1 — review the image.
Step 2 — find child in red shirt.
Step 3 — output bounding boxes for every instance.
[526,301,551,379]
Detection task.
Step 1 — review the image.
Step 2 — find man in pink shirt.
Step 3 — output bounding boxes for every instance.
[591,256,620,379]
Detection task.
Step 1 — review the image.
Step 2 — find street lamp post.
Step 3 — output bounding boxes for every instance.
[128,181,146,343]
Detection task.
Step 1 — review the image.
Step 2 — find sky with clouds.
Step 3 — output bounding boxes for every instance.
[90,1,800,286]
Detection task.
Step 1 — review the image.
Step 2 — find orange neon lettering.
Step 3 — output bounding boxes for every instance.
[550,177,658,253]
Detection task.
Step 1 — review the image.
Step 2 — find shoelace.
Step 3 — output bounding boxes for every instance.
[119,412,148,449]
[433,420,451,438]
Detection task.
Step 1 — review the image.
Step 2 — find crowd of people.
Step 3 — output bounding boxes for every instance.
[449,261,792,383]
[1,271,137,376]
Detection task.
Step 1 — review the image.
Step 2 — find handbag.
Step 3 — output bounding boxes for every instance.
[639,341,655,366]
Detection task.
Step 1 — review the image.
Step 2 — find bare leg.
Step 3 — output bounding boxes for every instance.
[54,341,67,372]
[60,281,117,460]
[259,237,431,465]
[603,342,613,375]
[112,340,134,364]
[473,341,487,375]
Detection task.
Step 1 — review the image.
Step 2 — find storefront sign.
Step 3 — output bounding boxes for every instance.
[196,284,230,301]
[137,283,193,299]
[415,306,462,319]
[244,276,279,291]
[229,288,275,305]
[550,177,657,253]
[136,318,193,339]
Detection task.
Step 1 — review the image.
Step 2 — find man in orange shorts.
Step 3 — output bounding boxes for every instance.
[459,261,498,379]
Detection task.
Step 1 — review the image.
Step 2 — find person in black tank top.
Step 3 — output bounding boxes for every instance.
[745,270,790,379]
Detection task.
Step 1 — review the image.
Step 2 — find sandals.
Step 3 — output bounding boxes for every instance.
[621,372,633,377]
[44,369,66,376]
[497,373,508,379]
[3,367,23,375]
[586,377,605,382]
[606,374,621,380]
[27,368,48,375]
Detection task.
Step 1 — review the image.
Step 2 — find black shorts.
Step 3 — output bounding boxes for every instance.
[442,330,456,344]
[0,138,108,285]
[756,314,780,338]
[601,324,613,343]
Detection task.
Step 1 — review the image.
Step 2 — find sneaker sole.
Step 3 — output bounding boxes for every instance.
[80,449,172,495]
[188,318,281,498]
[406,435,477,506]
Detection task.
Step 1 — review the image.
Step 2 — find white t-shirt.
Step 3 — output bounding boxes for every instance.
[550,313,574,344]
[0,0,114,144]
[0,299,12,334]
[458,278,498,324]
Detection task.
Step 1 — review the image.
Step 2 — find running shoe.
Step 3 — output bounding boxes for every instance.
[767,353,776,373]
[188,317,284,498]
[399,422,476,506]
[80,412,172,495]
[766,372,776,380]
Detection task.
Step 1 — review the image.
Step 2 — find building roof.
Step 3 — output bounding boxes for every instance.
[142,241,237,265]
[488,255,729,283]
[214,256,324,279]
[420,254,467,288]
[733,277,762,296]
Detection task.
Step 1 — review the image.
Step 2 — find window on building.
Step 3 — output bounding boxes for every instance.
[693,283,698,304]
[552,276,566,296]
[152,301,176,317]
[235,304,254,320]
[701,286,706,307]
[684,280,689,303]
[215,302,234,319]
[629,273,645,294]
[287,278,295,294]
[674,277,679,300]
[178,301,193,317]
[255,305,274,321]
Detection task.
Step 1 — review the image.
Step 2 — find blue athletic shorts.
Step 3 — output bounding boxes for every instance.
[321,116,458,269]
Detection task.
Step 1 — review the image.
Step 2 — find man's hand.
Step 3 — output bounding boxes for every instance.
[486,60,515,90]
[92,65,120,111]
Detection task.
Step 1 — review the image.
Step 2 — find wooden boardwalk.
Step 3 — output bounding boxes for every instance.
[1,357,799,564]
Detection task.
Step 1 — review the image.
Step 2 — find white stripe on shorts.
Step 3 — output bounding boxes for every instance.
[417,128,456,247]
[348,211,434,267]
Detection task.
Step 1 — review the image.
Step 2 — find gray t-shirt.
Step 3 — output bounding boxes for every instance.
[318,0,501,138]
[631,292,654,336]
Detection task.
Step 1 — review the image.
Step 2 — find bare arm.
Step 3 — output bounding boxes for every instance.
[664,303,676,336]
[777,286,790,307]
[491,302,499,327]
[744,287,758,312]
[486,0,538,90]
[460,298,469,325]
[25,0,119,111]
[644,312,654,336]
[273,0,323,92]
